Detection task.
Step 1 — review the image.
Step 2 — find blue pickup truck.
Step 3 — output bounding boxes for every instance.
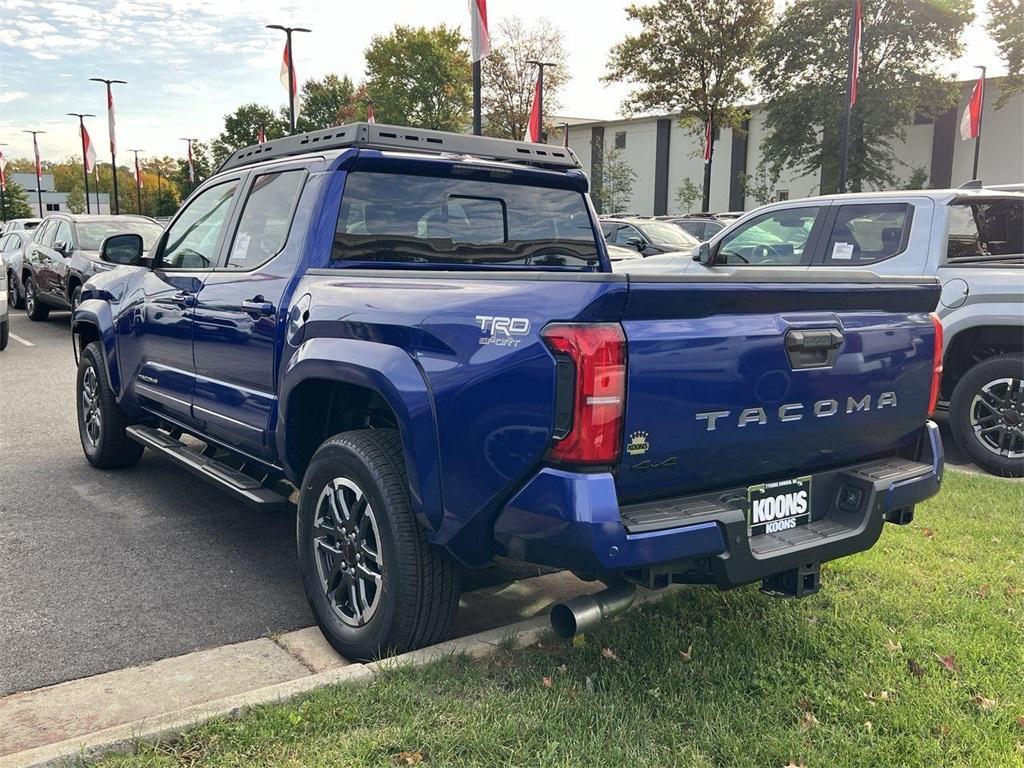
[71,123,944,659]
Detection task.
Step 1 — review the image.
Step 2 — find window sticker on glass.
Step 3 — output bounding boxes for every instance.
[831,242,855,260]
[232,232,251,262]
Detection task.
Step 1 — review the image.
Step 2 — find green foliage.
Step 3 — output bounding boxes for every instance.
[903,166,930,190]
[174,140,213,198]
[296,74,365,132]
[1,179,34,220]
[65,186,86,214]
[211,104,287,167]
[738,163,781,206]
[482,17,568,140]
[675,177,701,213]
[364,25,472,131]
[594,146,637,214]
[757,0,973,193]
[988,0,1024,105]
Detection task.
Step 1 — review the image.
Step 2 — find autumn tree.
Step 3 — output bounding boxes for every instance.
[211,104,287,166]
[482,17,568,140]
[757,0,973,193]
[296,74,367,131]
[364,25,472,131]
[606,0,773,211]
[988,0,1023,105]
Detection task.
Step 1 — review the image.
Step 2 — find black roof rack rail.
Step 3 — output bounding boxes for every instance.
[216,122,581,174]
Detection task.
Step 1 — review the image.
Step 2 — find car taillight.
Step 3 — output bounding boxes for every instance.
[541,323,626,465]
[928,312,944,416]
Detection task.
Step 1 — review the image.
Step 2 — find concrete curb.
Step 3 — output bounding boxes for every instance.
[0,612,567,768]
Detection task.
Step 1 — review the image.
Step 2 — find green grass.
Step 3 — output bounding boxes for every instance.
[99,472,1023,768]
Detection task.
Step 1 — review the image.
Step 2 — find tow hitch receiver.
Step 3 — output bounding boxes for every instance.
[760,562,821,598]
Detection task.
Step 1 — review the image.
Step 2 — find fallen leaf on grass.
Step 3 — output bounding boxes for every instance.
[392,752,424,765]
[907,659,925,678]
[935,653,958,673]
[971,694,997,711]
[799,710,819,730]
[977,584,991,599]
[601,647,619,661]
[1016,715,1024,729]
[884,638,903,654]
[556,664,568,674]
[865,690,894,703]
[864,721,873,733]
[542,676,553,689]
[571,634,587,649]
[796,698,812,712]
[585,675,595,693]
[679,644,693,662]
[922,527,935,539]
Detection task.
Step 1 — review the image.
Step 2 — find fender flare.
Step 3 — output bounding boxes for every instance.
[71,299,122,396]
[278,337,444,533]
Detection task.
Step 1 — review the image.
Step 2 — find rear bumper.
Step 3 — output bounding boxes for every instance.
[493,421,943,587]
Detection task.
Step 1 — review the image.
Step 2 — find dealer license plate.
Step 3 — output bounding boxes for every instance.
[747,476,812,536]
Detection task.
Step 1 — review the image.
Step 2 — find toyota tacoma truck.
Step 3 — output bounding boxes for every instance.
[71,123,944,659]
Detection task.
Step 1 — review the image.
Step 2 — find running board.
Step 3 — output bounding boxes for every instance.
[126,425,288,511]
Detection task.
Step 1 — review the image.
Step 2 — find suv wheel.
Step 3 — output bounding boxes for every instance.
[24,276,49,321]
[71,285,82,311]
[949,354,1024,477]
[7,272,21,309]
[297,429,460,660]
[0,319,8,351]
[77,341,145,469]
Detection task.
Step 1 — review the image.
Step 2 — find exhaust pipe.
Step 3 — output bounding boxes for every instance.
[550,581,637,639]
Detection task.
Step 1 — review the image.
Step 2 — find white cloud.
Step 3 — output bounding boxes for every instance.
[0,91,29,103]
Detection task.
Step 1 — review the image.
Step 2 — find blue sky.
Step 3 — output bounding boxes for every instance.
[0,0,1004,165]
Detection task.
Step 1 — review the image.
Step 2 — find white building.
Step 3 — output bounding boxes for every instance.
[555,78,1024,214]
[9,173,112,216]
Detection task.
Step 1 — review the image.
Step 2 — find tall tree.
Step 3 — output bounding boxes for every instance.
[606,0,773,211]
[757,0,972,193]
[1,179,34,219]
[211,103,288,166]
[482,17,568,140]
[296,74,365,131]
[364,25,472,131]
[593,146,637,214]
[988,0,1023,105]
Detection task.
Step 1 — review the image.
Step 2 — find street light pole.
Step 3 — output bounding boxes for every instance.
[67,113,96,214]
[526,60,556,143]
[22,130,46,217]
[129,149,144,215]
[0,143,8,222]
[266,25,311,134]
[89,77,126,214]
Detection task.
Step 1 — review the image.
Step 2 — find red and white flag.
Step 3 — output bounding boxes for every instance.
[0,148,7,193]
[81,123,97,173]
[703,116,713,163]
[280,41,301,118]
[367,102,376,124]
[524,77,542,142]
[134,155,143,188]
[257,126,266,144]
[32,133,42,180]
[849,0,862,106]
[106,83,117,155]
[469,0,490,62]
[186,140,195,184]
[959,76,985,140]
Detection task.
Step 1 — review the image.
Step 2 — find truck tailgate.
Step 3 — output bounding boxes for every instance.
[616,272,940,503]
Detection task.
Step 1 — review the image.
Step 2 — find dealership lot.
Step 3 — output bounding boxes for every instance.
[0,312,545,697]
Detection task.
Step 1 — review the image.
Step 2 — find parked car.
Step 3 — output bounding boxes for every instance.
[72,122,944,660]
[1,218,41,235]
[620,189,1023,476]
[659,215,728,241]
[1,229,31,309]
[600,216,699,256]
[22,214,164,320]
[0,250,8,351]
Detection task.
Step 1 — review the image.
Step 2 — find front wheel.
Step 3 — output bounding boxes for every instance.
[7,272,21,309]
[24,276,49,321]
[949,354,1024,477]
[0,319,8,351]
[77,341,144,469]
[297,429,460,660]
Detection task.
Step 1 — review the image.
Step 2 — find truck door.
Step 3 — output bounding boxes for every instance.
[191,168,309,459]
[115,179,242,424]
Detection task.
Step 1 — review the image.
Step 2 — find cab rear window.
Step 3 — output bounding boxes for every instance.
[946,199,1024,264]
[332,172,599,269]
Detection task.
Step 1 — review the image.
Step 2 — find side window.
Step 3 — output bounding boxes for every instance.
[159,181,239,270]
[613,225,642,246]
[54,221,73,250]
[225,171,306,271]
[600,222,616,239]
[716,207,820,266]
[9,234,23,251]
[0,235,8,252]
[36,221,56,247]
[822,203,910,265]
[679,221,704,240]
[946,200,1024,262]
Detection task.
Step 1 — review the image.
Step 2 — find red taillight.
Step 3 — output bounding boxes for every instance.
[928,312,944,416]
[541,323,626,465]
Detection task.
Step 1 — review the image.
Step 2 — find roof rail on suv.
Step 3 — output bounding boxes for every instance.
[217,122,582,174]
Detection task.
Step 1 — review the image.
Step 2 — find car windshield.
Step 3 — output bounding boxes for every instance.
[77,221,164,251]
[637,221,698,247]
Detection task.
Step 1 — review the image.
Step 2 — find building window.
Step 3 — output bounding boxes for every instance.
[776,190,790,202]
[45,203,60,211]
[614,131,626,149]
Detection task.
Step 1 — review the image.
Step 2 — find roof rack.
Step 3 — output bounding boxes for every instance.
[217,122,581,174]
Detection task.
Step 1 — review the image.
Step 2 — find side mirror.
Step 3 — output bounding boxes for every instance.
[54,239,72,256]
[99,233,145,266]
[695,241,715,266]
[625,236,645,252]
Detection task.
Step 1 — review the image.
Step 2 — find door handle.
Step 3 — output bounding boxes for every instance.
[241,298,274,316]
[170,291,196,308]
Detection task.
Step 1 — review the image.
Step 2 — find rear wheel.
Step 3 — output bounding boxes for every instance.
[297,429,460,660]
[950,354,1024,477]
[71,285,82,311]
[7,272,21,309]
[0,319,8,351]
[77,341,144,469]
[24,276,49,321]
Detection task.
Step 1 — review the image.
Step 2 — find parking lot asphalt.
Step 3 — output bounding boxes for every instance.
[0,310,981,697]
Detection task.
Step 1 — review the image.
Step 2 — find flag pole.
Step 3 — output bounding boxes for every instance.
[129,149,144,215]
[67,113,96,214]
[0,143,7,221]
[473,60,482,135]
[971,65,986,181]
[23,130,46,218]
[267,25,311,135]
[527,61,555,143]
[838,0,858,193]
